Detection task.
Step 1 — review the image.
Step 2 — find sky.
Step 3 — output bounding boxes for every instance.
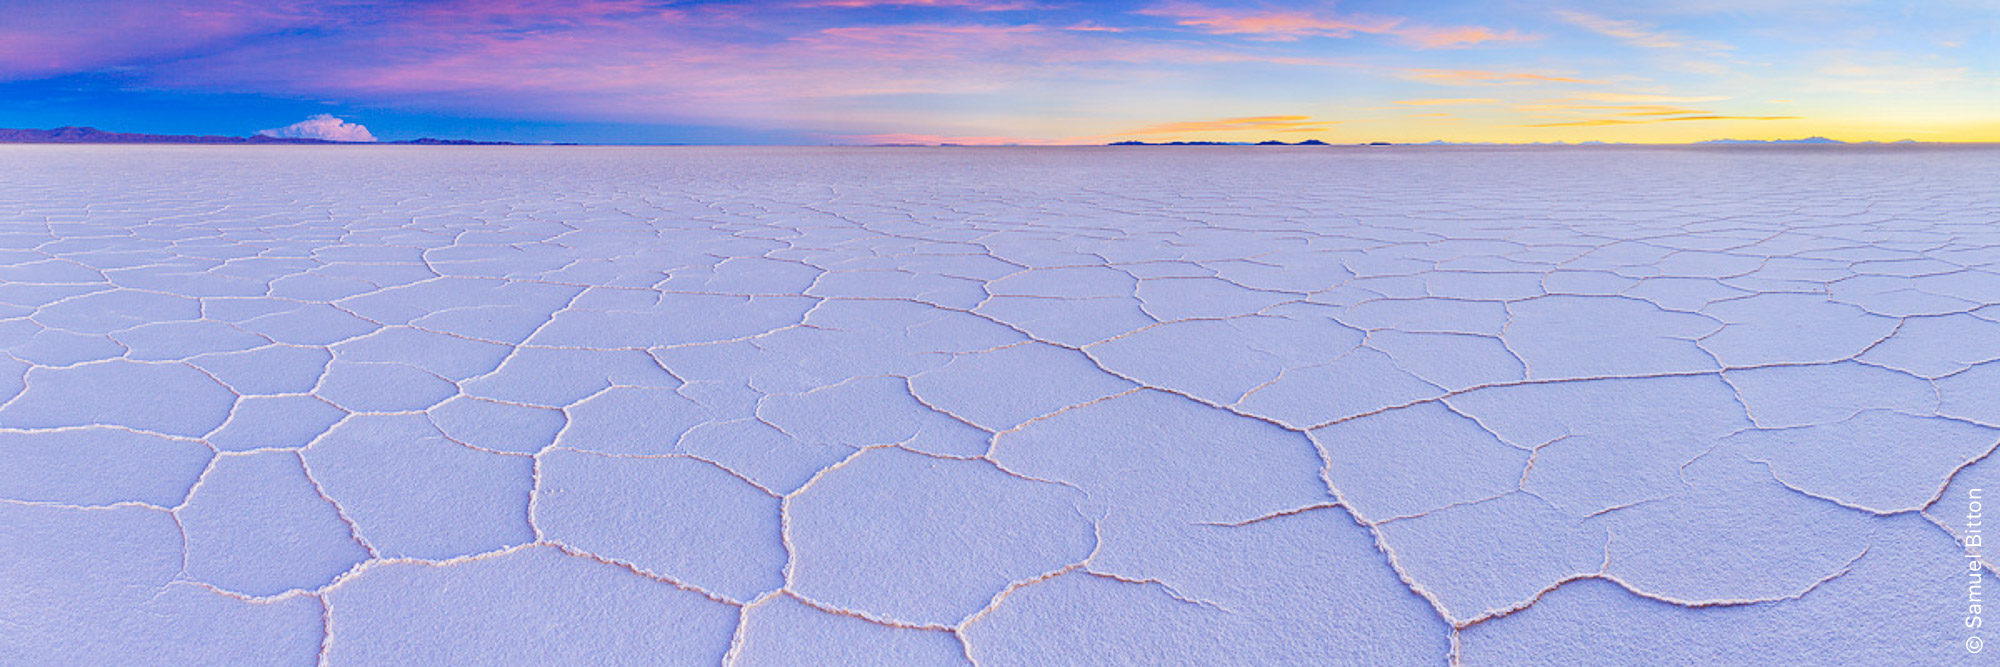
[0,0,1994,144]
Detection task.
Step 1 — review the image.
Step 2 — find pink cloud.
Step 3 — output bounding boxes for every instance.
[1398,26,1536,49]
[28,1,1365,140]
[1139,2,1533,49]
[799,0,1044,10]
[0,0,324,82]
[1139,2,1403,40]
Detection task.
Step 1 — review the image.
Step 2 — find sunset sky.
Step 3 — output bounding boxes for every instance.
[1,0,1994,144]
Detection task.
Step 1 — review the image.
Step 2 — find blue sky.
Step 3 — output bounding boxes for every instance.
[0,0,1993,143]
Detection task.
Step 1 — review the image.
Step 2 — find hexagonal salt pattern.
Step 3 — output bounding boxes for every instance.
[1,145,1993,664]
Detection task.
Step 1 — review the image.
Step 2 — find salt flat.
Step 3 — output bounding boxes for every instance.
[1,144,1994,664]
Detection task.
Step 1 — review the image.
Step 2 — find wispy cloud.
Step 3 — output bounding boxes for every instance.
[1398,68,1599,86]
[1551,92,1727,103]
[1140,2,1532,49]
[1813,52,1968,92]
[1397,26,1536,49]
[798,0,1043,10]
[1518,104,1712,115]
[1553,10,1727,51]
[3,0,1986,143]
[1553,9,1733,74]
[0,0,324,82]
[1395,98,1501,106]
[1138,3,1400,40]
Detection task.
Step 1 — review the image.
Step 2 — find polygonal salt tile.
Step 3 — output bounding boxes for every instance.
[676,419,855,495]
[962,573,1245,665]
[428,395,566,454]
[555,386,711,455]
[1363,330,1525,391]
[0,504,323,663]
[207,395,347,451]
[0,359,235,437]
[1338,297,1510,335]
[1723,362,1935,428]
[759,376,989,457]
[8,328,126,366]
[1503,295,1720,379]
[1236,347,1446,428]
[1699,293,1899,367]
[1134,276,1297,321]
[460,347,678,407]
[316,361,458,412]
[536,450,784,601]
[0,427,210,506]
[324,547,737,664]
[974,295,1157,347]
[908,343,1134,432]
[235,303,379,346]
[189,344,332,395]
[1456,517,1967,665]
[179,452,371,596]
[733,594,966,666]
[1451,375,1748,518]
[1937,362,2000,426]
[1085,320,1290,405]
[1377,492,1608,625]
[113,319,268,361]
[334,325,513,380]
[31,288,201,334]
[987,266,1136,299]
[1858,313,2000,377]
[1311,401,1528,521]
[411,305,562,344]
[1725,410,1998,513]
[1595,454,1876,604]
[303,415,534,559]
[788,448,1094,626]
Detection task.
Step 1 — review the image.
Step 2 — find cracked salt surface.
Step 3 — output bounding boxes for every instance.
[1,144,1994,664]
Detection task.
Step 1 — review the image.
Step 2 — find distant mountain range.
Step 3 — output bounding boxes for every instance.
[1696,136,1870,145]
[0,126,1940,147]
[1108,136,1933,147]
[0,126,526,145]
[1110,139,1333,146]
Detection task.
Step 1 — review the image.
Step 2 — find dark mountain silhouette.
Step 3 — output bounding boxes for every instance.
[1113,139,1331,146]
[0,126,527,145]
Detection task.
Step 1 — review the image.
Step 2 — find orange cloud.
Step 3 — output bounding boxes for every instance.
[1398,25,1535,49]
[1517,103,1711,113]
[1399,68,1599,86]
[1395,97,1501,105]
[1551,93,1727,103]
